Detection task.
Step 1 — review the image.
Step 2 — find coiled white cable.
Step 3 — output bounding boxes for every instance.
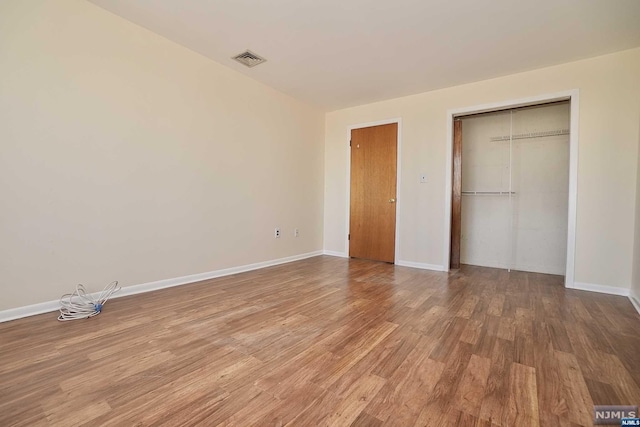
[58,281,121,321]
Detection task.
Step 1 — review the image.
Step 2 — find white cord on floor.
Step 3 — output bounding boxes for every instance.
[58,281,121,321]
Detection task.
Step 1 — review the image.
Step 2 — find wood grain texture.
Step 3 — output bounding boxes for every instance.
[350,123,397,263]
[1,257,639,426]
[450,118,463,269]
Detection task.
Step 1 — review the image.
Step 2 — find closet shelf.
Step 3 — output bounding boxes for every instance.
[461,191,516,196]
[490,129,569,142]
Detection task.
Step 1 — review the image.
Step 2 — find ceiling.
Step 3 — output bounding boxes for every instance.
[88,0,640,111]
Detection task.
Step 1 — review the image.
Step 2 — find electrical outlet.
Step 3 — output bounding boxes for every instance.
[275,228,281,238]
[294,228,299,237]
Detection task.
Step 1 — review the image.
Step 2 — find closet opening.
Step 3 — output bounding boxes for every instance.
[448,99,574,280]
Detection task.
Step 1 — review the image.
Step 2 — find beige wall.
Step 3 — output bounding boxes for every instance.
[2,1,639,313]
[325,48,640,290]
[632,115,640,303]
[0,0,325,311]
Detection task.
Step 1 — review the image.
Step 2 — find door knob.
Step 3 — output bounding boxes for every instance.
[389,198,396,203]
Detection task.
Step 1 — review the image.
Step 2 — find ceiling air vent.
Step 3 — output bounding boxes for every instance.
[232,50,267,68]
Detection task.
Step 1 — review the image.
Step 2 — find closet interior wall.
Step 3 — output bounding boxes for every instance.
[460,102,570,275]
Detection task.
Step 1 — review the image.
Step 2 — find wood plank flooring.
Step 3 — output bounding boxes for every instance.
[1,256,639,426]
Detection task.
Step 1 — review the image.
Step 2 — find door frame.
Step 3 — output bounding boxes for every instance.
[443,90,580,287]
[345,118,402,262]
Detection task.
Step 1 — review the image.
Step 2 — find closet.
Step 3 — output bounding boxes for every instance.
[456,101,570,275]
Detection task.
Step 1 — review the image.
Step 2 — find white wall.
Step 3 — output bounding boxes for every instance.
[325,48,640,291]
[460,104,570,275]
[0,0,325,311]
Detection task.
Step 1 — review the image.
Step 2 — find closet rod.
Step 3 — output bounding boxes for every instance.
[490,128,569,142]
[461,191,516,196]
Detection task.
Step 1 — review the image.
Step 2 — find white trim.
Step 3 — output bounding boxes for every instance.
[323,251,447,272]
[567,281,630,297]
[0,250,323,323]
[344,118,402,261]
[565,92,579,287]
[0,300,62,324]
[323,250,349,258]
[629,294,640,316]
[443,90,579,289]
[395,260,446,272]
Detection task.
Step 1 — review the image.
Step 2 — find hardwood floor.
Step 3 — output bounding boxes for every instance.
[1,256,639,426]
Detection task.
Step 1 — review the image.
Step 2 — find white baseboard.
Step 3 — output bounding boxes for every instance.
[629,293,640,316]
[0,250,323,323]
[567,281,630,297]
[115,250,324,299]
[0,300,63,324]
[395,260,446,272]
[321,252,446,272]
[322,250,349,258]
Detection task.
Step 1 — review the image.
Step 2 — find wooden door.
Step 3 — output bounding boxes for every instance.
[450,119,462,269]
[349,123,397,263]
